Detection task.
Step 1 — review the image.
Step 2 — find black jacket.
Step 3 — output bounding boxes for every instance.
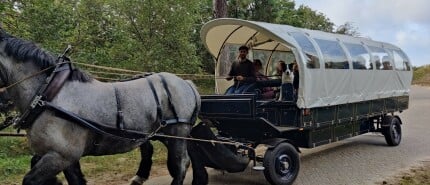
[228,59,256,84]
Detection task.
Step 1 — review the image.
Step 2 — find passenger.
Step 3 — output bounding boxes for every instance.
[225,45,256,94]
[276,60,294,101]
[293,62,299,101]
[373,56,381,70]
[382,61,392,70]
[382,56,393,70]
[253,59,275,99]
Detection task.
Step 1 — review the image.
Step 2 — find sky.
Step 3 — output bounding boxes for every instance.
[294,0,430,66]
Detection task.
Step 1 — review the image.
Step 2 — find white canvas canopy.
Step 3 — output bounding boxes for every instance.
[201,18,412,108]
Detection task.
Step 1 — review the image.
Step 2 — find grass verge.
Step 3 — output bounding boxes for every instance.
[380,161,430,185]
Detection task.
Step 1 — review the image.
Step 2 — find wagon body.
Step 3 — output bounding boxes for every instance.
[198,18,412,185]
[200,94,408,148]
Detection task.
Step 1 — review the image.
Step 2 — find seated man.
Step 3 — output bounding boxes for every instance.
[225,45,256,94]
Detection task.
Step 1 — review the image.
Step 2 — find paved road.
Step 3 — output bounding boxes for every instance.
[146,86,430,185]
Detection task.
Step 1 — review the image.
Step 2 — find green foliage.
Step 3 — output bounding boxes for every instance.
[293,5,334,32]
[413,65,430,85]
[0,0,337,75]
[1,0,203,74]
[194,78,215,95]
[224,0,334,32]
[0,137,31,184]
[335,22,360,36]
[0,137,30,156]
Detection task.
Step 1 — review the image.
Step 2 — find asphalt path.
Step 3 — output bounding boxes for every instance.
[146,85,430,185]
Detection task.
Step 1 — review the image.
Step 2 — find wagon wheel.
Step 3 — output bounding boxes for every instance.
[382,116,402,146]
[263,142,300,185]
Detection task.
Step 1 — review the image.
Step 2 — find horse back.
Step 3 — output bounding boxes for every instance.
[112,72,200,129]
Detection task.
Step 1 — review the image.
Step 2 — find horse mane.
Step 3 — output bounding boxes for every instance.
[1,34,92,83]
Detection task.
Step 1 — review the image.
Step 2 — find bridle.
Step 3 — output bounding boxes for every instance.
[0,45,73,93]
[0,45,73,131]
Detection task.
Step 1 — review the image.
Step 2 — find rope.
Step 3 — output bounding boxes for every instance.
[0,130,250,150]
[73,62,142,74]
[88,70,136,77]
[154,133,249,148]
[72,62,215,79]
[0,65,56,93]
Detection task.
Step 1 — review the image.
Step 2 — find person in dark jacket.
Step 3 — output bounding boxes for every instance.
[225,45,256,94]
[293,62,299,101]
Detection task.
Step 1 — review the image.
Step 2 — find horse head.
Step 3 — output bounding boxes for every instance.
[0,29,14,113]
[0,28,58,111]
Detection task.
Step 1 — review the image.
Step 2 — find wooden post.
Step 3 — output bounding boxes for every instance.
[0,132,26,137]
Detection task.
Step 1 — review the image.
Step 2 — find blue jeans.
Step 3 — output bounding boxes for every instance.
[226,84,252,94]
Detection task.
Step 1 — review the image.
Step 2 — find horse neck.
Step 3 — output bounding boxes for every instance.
[8,62,47,112]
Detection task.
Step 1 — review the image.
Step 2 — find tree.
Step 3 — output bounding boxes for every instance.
[0,0,342,75]
[213,0,227,18]
[292,5,334,32]
[335,22,360,36]
[111,0,202,73]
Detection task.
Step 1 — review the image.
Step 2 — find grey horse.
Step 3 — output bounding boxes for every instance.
[0,28,200,185]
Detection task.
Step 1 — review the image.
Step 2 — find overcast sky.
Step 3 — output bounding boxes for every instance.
[295,0,430,66]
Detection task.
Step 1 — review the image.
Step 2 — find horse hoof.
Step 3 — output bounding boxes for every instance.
[130,175,146,185]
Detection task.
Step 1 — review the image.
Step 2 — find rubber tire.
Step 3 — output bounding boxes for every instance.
[382,116,402,146]
[263,143,300,185]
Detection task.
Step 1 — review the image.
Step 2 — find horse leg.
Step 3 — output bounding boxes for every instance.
[30,155,62,185]
[164,124,192,185]
[31,155,87,185]
[63,161,87,185]
[130,141,154,185]
[187,142,209,185]
[23,152,73,185]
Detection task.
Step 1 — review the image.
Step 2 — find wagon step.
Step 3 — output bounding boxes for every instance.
[252,166,265,171]
[252,156,265,171]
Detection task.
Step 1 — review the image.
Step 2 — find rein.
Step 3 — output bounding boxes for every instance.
[0,64,62,93]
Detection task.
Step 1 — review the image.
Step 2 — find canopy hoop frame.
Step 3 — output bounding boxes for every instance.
[265,43,281,75]
[215,26,244,61]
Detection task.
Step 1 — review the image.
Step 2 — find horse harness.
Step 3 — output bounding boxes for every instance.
[1,55,198,142]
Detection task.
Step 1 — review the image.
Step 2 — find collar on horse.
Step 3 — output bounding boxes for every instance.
[15,56,73,129]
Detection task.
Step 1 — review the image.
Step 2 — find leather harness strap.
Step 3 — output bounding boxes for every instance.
[147,77,163,124]
[147,74,193,126]
[114,86,124,130]
[17,59,73,129]
[44,63,71,101]
[159,75,180,124]
[13,59,195,140]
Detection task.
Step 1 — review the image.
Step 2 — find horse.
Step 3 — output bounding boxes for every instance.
[0,28,200,185]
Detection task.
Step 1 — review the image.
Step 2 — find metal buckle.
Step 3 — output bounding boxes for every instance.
[30,95,44,108]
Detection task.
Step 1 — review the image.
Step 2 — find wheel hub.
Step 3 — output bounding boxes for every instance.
[277,154,291,175]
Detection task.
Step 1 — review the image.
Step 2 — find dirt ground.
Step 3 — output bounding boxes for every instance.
[377,159,430,185]
[81,165,170,185]
[81,160,430,185]
[90,160,430,185]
